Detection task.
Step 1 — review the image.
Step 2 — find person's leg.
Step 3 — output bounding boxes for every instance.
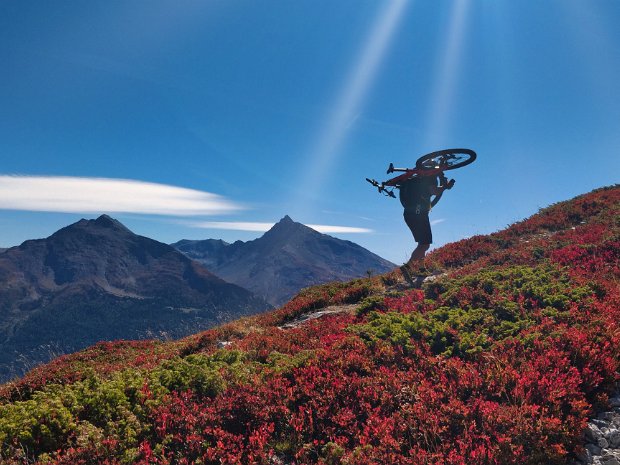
[407,243,430,267]
[403,211,432,269]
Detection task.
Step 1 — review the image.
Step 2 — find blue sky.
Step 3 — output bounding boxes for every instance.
[1,0,619,264]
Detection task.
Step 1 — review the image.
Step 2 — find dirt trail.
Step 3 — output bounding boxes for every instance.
[277,304,358,329]
[276,271,450,331]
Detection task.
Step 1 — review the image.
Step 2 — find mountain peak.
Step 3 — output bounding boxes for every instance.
[92,214,131,232]
[51,215,132,240]
[271,215,296,228]
[266,215,311,238]
[96,213,115,222]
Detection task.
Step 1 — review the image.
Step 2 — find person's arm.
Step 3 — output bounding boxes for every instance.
[430,177,455,208]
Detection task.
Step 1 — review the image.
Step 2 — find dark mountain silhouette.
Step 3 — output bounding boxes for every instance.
[173,215,396,306]
[0,215,270,381]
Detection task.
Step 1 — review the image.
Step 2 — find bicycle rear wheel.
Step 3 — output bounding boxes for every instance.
[415,149,476,171]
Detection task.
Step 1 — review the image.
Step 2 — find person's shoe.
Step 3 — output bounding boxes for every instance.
[399,264,416,286]
[413,266,431,277]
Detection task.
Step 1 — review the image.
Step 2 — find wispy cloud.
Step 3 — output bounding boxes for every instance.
[189,221,275,232]
[188,221,373,234]
[431,218,446,226]
[0,175,242,216]
[306,224,373,234]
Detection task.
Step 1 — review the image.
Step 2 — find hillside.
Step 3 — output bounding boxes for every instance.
[173,216,395,306]
[0,186,618,465]
[0,215,270,382]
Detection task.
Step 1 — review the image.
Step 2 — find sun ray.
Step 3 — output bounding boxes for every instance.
[424,0,471,147]
[293,0,409,212]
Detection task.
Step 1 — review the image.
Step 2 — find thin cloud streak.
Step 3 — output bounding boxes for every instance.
[189,221,373,234]
[0,175,242,216]
[306,224,373,234]
[189,221,276,232]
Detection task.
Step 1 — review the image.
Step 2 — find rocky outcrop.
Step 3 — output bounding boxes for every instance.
[578,394,620,465]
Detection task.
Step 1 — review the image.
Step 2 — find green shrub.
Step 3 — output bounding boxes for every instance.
[151,354,226,397]
[0,350,240,461]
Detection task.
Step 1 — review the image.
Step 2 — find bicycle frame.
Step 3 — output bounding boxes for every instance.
[383,166,445,187]
[366,165,445,199]
[368,149,474,198]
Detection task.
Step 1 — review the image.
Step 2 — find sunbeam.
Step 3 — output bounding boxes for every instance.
[424,0,471,147]
[294,0,408,211]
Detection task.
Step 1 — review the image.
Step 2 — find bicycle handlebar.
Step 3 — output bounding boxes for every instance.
[366,178,396,198]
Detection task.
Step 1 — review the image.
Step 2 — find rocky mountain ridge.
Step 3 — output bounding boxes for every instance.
[0,215,270,381]
[173,215,395,306]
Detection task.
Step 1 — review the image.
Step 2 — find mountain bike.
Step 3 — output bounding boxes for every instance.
[366,148,476,198]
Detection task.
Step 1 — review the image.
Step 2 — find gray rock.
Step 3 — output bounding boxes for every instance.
[599,438,610,449]
[598,412,620,424]
[587,444,603,456]
[579,449,593,464]
[589,424,605,442]
[607,430,620,448]
[599,456,620,465]
[609,397,620,408]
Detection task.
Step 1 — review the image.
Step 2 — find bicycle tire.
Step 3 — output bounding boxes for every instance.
[415,148,476,171]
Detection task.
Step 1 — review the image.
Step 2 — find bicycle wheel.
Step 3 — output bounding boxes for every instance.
[415,149,476,171]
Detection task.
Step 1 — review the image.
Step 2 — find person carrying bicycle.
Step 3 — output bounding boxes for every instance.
[365,149,475,284]
[399,173,454,279]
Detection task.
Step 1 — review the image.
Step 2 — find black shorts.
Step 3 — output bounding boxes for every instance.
[404,210,432,244]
